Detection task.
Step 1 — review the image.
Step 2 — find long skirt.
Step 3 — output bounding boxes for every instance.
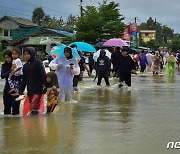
[58,87,72,103]
[23,94,44,116]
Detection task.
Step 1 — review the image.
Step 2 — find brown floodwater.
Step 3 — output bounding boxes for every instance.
[0,69,180,154]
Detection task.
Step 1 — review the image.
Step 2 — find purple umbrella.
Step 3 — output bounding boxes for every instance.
[103,38,130,47]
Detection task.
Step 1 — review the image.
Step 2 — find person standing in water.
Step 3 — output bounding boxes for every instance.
[49,47,80,103]
[70,44,90,92]
[1,50,21,115]
[96,49,111,86]
[146,51,154,72]
[111,47,121,77]
[19,47,46,115]
[138,50,148,73]
[152,51,162,75]
[117,47,136,88]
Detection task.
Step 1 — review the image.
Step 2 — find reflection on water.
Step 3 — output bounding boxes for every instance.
[0,71,180,154]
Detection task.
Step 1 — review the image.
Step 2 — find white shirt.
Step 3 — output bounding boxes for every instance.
[146,53,154,64]
[12,58,23,76]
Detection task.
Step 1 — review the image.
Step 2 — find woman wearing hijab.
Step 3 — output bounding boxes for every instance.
[49,47,80,103]
[45,71,59,113]
[1,50,21,115]
[19,47,46,115]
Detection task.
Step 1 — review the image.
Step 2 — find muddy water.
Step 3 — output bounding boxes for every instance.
[0,69,180,154]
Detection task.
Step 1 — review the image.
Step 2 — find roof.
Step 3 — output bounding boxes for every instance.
[12,27,41,40]
[0,16,39,27]
[12,28,74,45]
[48,29,74,37]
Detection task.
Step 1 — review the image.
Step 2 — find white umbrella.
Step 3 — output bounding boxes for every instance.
[93,49,112,62]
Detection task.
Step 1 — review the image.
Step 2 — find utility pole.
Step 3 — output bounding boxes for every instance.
[134,17,138,48]
[134,17,138,23]
[80,0,83,17]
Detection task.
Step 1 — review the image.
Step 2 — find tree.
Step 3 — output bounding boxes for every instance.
[64,14,76,32]
[43,17,64,29]
[171,39,180,51]
[75,1,125,44]
[75,6,102,43]
[98,1,125,40]
[145,40,160,50]
[139,17,175,47]
[32,7,45,25]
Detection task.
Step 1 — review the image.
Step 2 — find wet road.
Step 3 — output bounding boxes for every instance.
[0,69,180,154]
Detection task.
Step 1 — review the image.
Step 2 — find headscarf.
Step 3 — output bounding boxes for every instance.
[99,49,106,57]
[2,50,12,72]
[64,47,73,59]
[46,71,59,88]
[24,47,36,63]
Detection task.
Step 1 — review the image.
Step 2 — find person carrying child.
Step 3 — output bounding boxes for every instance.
[1,50,21,115]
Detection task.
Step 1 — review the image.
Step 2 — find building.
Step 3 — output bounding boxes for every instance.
[139,30,156,43]
[0,16,74,58]
[0,16,38,44]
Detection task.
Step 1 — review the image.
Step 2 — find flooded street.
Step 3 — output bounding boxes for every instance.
[0,69,180,154]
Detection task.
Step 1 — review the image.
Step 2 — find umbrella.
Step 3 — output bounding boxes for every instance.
[103,38,130,47]
[94,42,110,48]
[50,45,80,60]
[68,42,96,52]
[93,49,112,62]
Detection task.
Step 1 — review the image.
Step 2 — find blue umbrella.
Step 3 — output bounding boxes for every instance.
[50,45,80,60]
[68,42,96,52]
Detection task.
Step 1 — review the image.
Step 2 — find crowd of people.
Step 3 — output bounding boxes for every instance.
[1,45,179,116]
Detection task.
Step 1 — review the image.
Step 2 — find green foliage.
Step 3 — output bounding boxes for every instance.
[0,46,12,62]
[32,7,45,25]
[138,17,177,50]
[139,17,174,44]
[43,17,64,29]
[75,1,125,44]
[64,14,76,32]
[32,8,76,31]
[171,39,180,51]
[145,40,160,50]
[139,39,160,50]
[61,36,76,45]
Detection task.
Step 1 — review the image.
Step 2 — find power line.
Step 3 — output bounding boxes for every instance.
[0,10,32,18]
[0,5,70,18]
[91,0,99,5]
[89,0,96,6]
[11,0,72,17]
[80,0,83,17]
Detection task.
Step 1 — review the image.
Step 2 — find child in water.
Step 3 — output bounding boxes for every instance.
[46,71,59,113]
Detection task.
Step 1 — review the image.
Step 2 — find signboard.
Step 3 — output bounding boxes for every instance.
[26,37,62,45]
[130,23,138,32]
[122,27,131,41]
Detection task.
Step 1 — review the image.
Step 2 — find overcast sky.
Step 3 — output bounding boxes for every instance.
[1,0,180,33]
